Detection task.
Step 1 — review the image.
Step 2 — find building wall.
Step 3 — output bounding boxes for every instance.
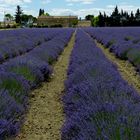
[37,16,78,27]
[78,20,91,27]
[0,21,16,27]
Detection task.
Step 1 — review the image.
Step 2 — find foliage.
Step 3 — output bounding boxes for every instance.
[21,14,35,22]
[45,13,50,16]
[5,14,13,20]
[85,15,94,21]
[62,29,140,139]
[15,5,23,24]
[86,6,140,27]
[84,27,140,72]
[39,9,45,16]
[0,28,74,139]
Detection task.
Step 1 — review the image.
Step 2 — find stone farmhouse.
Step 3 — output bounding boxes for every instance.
[77,20,91,27]
[37,15,78,27]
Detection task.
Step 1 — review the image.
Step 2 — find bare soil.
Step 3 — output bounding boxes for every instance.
[15,32,75,140]
[95,40,140,94]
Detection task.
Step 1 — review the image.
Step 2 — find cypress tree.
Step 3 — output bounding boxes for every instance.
[15,5,23,24]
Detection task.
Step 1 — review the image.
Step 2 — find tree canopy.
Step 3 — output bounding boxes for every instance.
[39,9,44,16]
[21,14,37,23]
[85,6,140,27]
[39,9,50,16]
[15,5,23,24]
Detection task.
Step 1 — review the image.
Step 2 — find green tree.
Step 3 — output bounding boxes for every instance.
[39,9,45,16]
[110,6,120,26]
[21,14,29,22]
[21,14,36,23]
[39,9,41,16]
[129,11,135,26]
[85,6,140,27]
[93,16,99,27]
[5,14,13,19]
[98,12,104,26]
[15,5,23,24]
[103,12,107,26]
[135,9,140,26]
[5,13,14,22]
[85,15,94,21]
[45,13,50,16]
[135,8,140,19]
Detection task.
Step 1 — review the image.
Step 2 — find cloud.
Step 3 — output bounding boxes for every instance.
[66,0,95,5]
[67,3,74,6]
[24,9,37,16]
[0,0,32,5]
[49,8,74,16]
[0,1,140,21]
[48,7,112,19]
[48,3,140,19]
[49,2,140,18]
[41,0,52,4]
[0,4,15,20]
[0,0,33,21]
[106,4,140,13]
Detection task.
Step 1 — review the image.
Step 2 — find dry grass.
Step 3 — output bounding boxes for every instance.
[15,32,75,140]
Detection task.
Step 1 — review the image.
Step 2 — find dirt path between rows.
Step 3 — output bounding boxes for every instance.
[15,32,75,140]
[94,40,140,94]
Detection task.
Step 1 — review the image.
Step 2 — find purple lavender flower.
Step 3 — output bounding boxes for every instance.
[62,29,140,139]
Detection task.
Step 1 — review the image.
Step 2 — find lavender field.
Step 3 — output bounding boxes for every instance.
[84,27,140,73]
[0,28,74,139]
[1,28,140,140]
[62,29,140,140]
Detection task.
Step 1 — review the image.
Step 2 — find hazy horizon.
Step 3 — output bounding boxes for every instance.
[0,0,140,21]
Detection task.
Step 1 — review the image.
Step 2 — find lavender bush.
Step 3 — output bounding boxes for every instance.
[0,28,73,88]
[0,28,63,63]
[84,27,140,72]
[0,28,74,139]
[62,29,140,139]
[0,73,29,139]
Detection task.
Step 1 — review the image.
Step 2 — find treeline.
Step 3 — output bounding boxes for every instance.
[15,5,37,25]
[39,9,50,16]
[0,5,37,29]
[85,6,140,27]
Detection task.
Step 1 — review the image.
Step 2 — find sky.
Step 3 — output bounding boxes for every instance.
[0,0,140,21]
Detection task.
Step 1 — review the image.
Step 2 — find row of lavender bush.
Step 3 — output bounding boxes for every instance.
[0,28,74,139]
[62,29,140,139]
[84,27,140,72]
[0,28,62,63]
